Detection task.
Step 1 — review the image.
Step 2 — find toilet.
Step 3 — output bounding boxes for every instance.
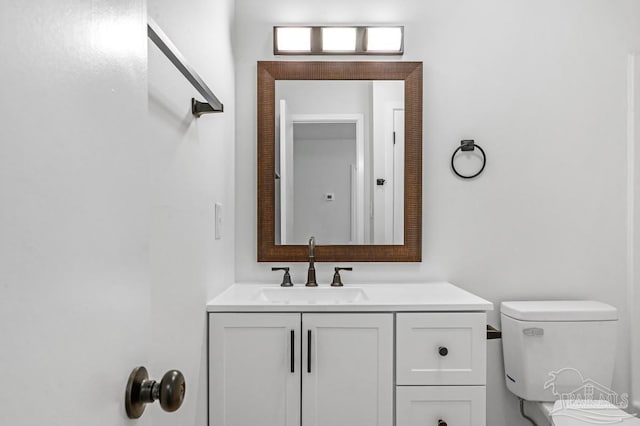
[501,300,639,425]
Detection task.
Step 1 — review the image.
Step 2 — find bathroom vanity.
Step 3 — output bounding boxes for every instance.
[207,282,493,426]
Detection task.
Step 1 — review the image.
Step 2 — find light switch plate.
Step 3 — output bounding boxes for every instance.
[215,203,222,239]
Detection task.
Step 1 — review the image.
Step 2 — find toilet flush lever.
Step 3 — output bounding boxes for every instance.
[125,366,185,419]
[487,324,502,340]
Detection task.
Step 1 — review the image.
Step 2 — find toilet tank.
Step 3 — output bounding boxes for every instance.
[501,300,618,402]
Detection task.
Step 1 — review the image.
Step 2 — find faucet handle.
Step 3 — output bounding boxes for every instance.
[272,267,293,287]
[330,267,353,287]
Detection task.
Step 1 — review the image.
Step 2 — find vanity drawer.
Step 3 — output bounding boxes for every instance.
[396,313,486,385]
[396,386,486,426]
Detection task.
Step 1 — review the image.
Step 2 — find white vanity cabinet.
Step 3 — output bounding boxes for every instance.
[207,283,493,426]
[209,312,393,426]
[395,313,487,426]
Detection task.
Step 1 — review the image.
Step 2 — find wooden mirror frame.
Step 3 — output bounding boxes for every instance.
[257,61,422,262]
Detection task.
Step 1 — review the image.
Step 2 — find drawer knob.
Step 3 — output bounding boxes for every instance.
[438,346,449,357]
[438,420,448,426]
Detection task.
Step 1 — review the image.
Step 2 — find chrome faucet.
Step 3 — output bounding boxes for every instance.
[305,236,317,287]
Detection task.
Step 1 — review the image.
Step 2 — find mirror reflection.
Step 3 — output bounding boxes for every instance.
[275,80,405,246]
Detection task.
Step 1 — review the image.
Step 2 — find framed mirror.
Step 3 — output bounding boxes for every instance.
[258,61,422,262]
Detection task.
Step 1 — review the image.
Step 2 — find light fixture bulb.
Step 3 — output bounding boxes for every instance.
[321,27,357,52]
[276,27,311,52]
[366,27,403,52]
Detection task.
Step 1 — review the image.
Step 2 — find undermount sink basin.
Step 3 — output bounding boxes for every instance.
[255,286,368,304]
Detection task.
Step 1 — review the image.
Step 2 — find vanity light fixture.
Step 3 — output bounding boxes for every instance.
[273,26,404,55]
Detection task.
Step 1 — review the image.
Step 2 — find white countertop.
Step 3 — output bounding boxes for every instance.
[207,282,494,312]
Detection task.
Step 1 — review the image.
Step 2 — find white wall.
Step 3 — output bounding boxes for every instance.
[233,0,640,424]
[293,124,357,244]
[147,0,235,425]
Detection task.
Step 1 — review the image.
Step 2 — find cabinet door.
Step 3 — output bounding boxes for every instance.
[396,386,486,426]
[302,313,393,426]
[209,313,301,426]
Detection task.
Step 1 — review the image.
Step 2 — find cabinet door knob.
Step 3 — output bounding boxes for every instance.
[438,420,448,426]
[125,366,186,419]
[438,346,449,357]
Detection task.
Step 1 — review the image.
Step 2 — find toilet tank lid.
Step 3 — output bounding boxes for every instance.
[501,300,618,321]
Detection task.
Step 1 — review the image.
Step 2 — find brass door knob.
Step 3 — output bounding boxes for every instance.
[125,366,186,419]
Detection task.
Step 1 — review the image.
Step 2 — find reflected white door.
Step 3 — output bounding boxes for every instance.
[372,100,403,245]
[279,99,294,244]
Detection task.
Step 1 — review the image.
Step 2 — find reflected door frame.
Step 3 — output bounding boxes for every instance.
[281,113,365,244]
[392,108,405,245]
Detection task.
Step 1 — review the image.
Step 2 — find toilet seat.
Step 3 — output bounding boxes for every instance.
[539,401,640,425]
